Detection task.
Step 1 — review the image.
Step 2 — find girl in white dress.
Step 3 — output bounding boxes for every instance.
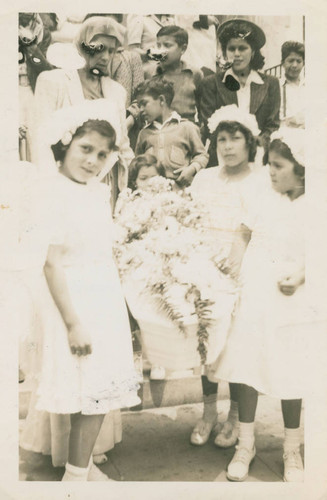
[189,105,268,449]
[214,128,308,482]
[29,104,140,481]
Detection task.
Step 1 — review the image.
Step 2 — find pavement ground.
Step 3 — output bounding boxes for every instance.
[19,395,304,482]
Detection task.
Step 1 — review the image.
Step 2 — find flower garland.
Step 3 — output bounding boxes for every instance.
[114,177,238,365]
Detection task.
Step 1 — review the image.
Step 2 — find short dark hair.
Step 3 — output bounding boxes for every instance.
[281,41,305,63]
[128,154,166,190]
[135,77,175,107]
[219,21,265,70]
[156,25,188,47]
[268,139,305,179]
[51,119,116,162]
[208,121,257,165]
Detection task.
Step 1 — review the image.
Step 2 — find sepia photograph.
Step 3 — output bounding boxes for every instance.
[0,2,327,498]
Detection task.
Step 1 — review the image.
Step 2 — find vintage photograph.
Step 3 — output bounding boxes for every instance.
[14,11,312,483]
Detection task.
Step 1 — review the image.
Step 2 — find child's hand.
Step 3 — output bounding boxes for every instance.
[67,324,92,356]
[278,269,304,296]
[19,125,27,140]
[174,165,196,187]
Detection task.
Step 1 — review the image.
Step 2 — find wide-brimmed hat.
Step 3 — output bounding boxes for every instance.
[218,19,266,49]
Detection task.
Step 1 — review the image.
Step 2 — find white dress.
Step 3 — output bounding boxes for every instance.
[190,165,270,371]
[209,190,319,399]
[35,174,141,415]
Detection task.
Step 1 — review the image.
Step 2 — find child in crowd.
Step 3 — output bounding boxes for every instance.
[117,153,167,381]
[151,25,203,122]
[135,78,208,188]
[21,101,140,481]
[279,41,305,129]
[213,128,309,482]
[127,153,165,191]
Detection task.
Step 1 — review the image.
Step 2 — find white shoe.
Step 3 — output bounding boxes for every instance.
[190,418,221,446]
[283,448,304,482]
[93,453,108,465]
[150,365,166,380]
[214,420,239,448]
[88,463,114,481]
[226,445,256,481]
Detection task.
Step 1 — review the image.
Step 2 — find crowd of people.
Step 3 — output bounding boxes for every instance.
[14,13,309,483]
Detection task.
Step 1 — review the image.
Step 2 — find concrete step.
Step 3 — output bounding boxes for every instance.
[19,371,230,419]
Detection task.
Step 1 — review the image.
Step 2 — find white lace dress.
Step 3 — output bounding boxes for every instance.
[34,174,140,415]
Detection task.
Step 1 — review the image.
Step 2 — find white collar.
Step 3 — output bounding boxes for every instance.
[146,111,182,129]
[280,71,305,87]
[223,68,264,86]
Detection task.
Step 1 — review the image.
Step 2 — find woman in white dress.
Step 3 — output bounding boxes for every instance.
[21,101,140,481]
[214,128,309,482]
[189,105,268,449]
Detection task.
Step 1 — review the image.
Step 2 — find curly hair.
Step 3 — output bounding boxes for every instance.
[134,77,175,107]
[208,121,257,165]
[51,119,117,163]
[128,154,166,190]
[268,139,305,179]
[281,41,305,63]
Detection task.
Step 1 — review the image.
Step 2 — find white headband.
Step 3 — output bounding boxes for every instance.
[270,127,305,167]
[207,104,260,137]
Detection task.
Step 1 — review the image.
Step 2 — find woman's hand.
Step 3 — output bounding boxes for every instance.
[278,269,304,296]
[67,323,92,356]
[174,165,197,187]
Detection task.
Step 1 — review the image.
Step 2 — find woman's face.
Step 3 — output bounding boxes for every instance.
[84,34,117,75]
[226,38,254,74]
[135,166,159,190]
[268,150,302,194]
[216,129,249,169]
[283,51,304,81]
[60,131,112,183]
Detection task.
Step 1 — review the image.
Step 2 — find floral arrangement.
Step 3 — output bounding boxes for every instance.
[113,176,238,365]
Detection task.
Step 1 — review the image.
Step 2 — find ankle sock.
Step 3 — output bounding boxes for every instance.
[238,421,255,450]
[62,462,89,481]
[284,427,301,452]
[227,400,239,423]
[203,393,218,423]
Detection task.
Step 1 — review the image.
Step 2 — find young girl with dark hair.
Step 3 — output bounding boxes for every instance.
[189,105,268,449]
[21,102,140,481]
[213,128,308,482]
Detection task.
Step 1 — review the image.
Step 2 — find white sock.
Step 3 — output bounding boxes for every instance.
[284,427,301,453]
[203,393,218,423]
[62,462,89,481]
[238,422,255,450]
[227,400,239,423]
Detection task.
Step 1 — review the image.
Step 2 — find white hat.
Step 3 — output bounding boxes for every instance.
[270,127,305,166]
[207,104,260,137]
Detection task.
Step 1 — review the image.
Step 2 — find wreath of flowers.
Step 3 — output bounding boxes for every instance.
[114,177,238,365]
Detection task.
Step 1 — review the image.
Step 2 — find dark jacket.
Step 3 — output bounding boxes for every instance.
[199,70,280,159]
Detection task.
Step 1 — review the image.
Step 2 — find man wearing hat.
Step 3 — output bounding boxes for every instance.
[199,18,280,159]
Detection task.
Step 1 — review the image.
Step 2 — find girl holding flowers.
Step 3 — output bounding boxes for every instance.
[213,128,308,482]
[189,105,269,449]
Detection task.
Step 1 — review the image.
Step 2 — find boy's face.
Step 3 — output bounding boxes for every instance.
[138,93,163,123]
[283,51,304,81]
[157,35,186,68]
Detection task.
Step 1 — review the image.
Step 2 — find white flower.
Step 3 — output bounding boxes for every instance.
[207,104,260,136]
[270,127,305,167]
[61,131,73,146]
